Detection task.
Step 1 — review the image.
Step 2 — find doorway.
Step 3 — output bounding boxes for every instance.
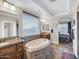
[77,12,79,57]
[58,22,72,44]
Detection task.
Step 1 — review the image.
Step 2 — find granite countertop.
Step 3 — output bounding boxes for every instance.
[0,38,24,49]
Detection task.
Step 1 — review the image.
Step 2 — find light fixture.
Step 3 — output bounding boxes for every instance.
[3,1,8,7]
[11,5,15,10]
[41,19,47,22]
[2,0,16,11]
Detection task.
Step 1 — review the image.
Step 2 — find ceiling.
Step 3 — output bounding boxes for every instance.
[33,0,69,16]
[6,0,77,22]
[7,0,51,19]
[6,0,70,17]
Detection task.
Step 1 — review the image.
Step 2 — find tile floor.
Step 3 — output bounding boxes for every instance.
[52,43,74,59]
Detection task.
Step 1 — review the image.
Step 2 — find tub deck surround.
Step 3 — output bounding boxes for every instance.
[22,33,50,43]
[21,34,41,43]
[25,38,51,52]
[25,39,52,59]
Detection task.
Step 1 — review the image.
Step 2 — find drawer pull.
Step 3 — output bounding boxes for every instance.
[18,49,22,51]
[35,54,38,56]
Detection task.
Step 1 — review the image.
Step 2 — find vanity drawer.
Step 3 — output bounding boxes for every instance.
[0,45,16,55]
[17,50,24,56]
[17,43,23,49]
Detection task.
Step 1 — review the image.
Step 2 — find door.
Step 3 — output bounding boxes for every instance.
[0,50,17,59]
[33,54,45,59]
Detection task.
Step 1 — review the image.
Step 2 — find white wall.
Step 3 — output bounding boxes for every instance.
[72,24,77,57]
[0,20,2,38]
[40,18,59,44]
[49,17,59,44]
[17,11,24,37]
[72,0,78,57]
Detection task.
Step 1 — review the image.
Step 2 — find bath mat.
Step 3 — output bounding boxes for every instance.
[62,53,77,59]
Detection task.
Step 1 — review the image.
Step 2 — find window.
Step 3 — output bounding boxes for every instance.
[23,14,40,37]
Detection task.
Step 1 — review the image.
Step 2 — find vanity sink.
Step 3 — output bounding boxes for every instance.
[0,42,10,47]
[25,38,50,52]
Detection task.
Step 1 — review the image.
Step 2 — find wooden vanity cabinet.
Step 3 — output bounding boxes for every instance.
[0,42,24,59]
[16,43,24,59]
[41,32,50,39]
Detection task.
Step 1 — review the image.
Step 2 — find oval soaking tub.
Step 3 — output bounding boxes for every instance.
[25,38,51,52]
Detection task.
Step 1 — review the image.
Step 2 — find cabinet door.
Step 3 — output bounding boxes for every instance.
[0,50,17,59]
[17,55,22,59]
[45,51,53,59]
[33,54,45,59]
[5,51,17,59]
[17,50,24,59]
[16,43,24,59]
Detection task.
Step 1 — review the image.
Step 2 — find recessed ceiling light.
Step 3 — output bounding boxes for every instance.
[41,19,47,22]
[3,2,8,7]
[11,5,15,10]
